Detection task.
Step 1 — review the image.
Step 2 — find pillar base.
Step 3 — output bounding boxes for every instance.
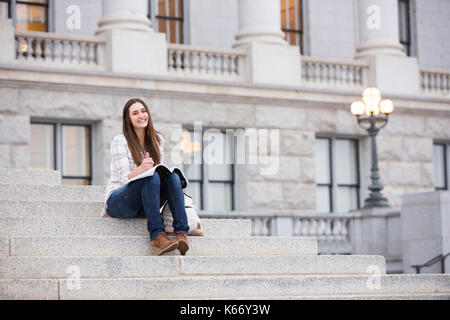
[239,42,301,87]
[362,55,421,96]
[102,28,168,76]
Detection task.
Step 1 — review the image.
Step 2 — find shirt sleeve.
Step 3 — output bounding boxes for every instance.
[110,136,131,184]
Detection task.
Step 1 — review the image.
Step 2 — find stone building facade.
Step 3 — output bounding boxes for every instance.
[0,0,449,272]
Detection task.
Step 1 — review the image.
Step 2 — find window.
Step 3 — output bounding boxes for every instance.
[2,0,48,32]
[30,122,92,185]
[148,0,183,44]
[280,0,304,54]
[182,128,236,212]
[433,143,448,190]
[0,0,10,19]
[315,137,360,213]
[398,0,412,56]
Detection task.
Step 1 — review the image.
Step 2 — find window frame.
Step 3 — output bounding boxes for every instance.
[30,120,93,185]
[315,135,361,213]
[4,0,49,32]
[280,0,304,54]
[183,127,237,212]
[148,0,184,44]
[433,142,448,191]
[398,0,412,56]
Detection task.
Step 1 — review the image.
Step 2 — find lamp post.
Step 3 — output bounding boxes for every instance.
[351,87,394,208]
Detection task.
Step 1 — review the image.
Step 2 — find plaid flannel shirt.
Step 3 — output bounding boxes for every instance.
[101,133,164,217]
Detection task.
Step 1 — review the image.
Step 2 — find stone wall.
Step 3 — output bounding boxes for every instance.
[415,0,450,69]
[1,73,450,213]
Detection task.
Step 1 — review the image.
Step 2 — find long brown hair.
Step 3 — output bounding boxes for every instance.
[122,98,163,166]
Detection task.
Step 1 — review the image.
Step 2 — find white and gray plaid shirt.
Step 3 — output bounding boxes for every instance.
[101,133,164,217]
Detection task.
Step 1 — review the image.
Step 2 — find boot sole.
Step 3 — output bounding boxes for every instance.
[178,239,189,256]
[152,241,179,256]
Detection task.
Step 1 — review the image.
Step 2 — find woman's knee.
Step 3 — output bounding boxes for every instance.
[166,172,181,186]
[144,171,161,186]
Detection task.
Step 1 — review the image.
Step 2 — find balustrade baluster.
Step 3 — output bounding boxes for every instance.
[43,39,52,62]
[300,219,309,236]
[293,218,301,237]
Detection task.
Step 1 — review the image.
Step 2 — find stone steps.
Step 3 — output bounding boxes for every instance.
[4,235,318,257]
[0,200,105,217]
[0,255,386,279]
[0,184,105,202]
[1,274,449,300]
[0,217,251,237]
[0,169,61,186]
[1,169,448,300]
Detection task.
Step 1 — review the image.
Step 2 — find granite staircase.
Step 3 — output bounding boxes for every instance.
[1,169,449,300]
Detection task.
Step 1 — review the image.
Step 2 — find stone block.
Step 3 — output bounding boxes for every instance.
[0,236,8,256]
[10,236,312,257]
[180,255,385,276]
[247,181,284,210]
[9,145,29,169]
[0,279,58,300]
[305,107,337,133]
[424,117,450,139]
[248,156,300,182]
[0,169,61,185]
[280,130,315,156]
[255,105,305,129]
[382,113,425,137]
[386,162,421,186]
[377,135,403,161]
[402,137,433,162]
[2,217,251,237]
[282,182,316,211]
[19,89,115,120]
[0,87,19,113]
[0,115,30,144]
[0,145,10,168]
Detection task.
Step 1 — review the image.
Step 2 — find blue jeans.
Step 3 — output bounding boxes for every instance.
[106,171,189,241]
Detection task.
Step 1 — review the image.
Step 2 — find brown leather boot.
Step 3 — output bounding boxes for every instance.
[150,233,179,256]
[177,232,190,255]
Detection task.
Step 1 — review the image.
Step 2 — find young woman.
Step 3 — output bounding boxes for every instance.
[102,98,190,256]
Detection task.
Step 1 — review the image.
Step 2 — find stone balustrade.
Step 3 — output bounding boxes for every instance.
[301,56,369,88]
[200,211,352,254]
[167,43,246,80]
[420,68,450,96]
[14,30,106,71]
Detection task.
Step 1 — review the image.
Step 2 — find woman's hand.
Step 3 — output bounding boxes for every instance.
[138,152,154,174]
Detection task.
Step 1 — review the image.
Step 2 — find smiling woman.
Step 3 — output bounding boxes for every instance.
[103,97,191,256]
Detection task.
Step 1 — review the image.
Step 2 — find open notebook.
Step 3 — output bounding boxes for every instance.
[125,164,189,189]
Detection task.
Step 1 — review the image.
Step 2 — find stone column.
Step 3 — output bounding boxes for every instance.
[95,0,167,75]
[355,0,420,96]
[355,0,405,58]
[232,0,301,86]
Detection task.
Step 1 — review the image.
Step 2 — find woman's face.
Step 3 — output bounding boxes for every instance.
[128,102,149,130]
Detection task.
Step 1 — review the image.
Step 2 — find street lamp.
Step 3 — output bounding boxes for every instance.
[351,87,394,208]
